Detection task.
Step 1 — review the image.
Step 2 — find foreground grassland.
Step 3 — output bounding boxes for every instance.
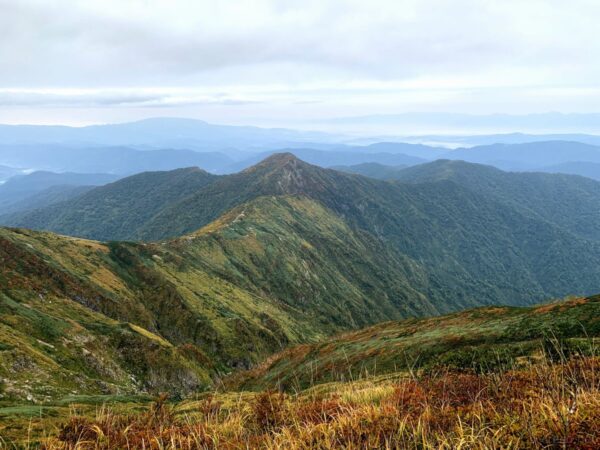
[2,356,600,448]
[233,296,600,391]
[2,296,600,448]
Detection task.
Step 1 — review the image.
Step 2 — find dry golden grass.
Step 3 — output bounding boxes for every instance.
[11,356,597,449]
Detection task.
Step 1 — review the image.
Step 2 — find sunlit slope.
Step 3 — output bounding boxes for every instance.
[0,195,436,402]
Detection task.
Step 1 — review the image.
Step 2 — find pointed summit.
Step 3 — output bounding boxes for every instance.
[243,152,304,173]
[242,152,332,196]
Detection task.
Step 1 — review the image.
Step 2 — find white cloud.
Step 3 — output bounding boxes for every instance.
[0,0,599,124]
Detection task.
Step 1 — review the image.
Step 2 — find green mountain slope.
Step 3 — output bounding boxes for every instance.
[233,295,600,391]
[0,184,94,216]
[6,167,218,241]
[4,155,600,403]
[395,159,600,241]
[0,195,436,402]
[330,162,408,179]
[134,155,600,309]
[0,171,118,211]
[7,154,600,310]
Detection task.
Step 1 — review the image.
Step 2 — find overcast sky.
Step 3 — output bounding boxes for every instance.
[1,0,599,127]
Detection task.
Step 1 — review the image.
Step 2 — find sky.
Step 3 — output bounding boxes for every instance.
[1,0,600,129]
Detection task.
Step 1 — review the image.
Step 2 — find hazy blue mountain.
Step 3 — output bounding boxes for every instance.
[401,132,600,148]
[356,142,449,159]
[446,141,600,170]
[0,184,95,216]
[0,144,234,174]
[313,142,448,159]
[536,161,600,181]
[0,171,119,212]
[0,117,340,150]
[0,165,22,183]
[331,162,408,180]
[317,112,600,134]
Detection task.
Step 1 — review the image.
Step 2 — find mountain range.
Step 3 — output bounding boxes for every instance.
[6,154,600,304]
[2,119,600,181]
[0,118,338,150]
[3,153,600,404]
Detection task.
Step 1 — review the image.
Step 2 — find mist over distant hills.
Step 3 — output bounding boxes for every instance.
[3,118,600,216]
[311,112,600,136]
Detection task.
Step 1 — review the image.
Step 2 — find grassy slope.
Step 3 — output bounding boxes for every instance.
[0,195,441,403]
[5,297,600,446]
[233,295,600,391]
[0,229,213,403]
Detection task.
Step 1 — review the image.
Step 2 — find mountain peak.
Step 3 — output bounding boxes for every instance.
[240,152,332,196]
[248,152,302,170]
[242,152,311,176]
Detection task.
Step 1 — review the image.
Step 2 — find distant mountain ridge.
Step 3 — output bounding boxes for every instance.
[447,140,600,170]
[3,118,600,180]
[0,144,234,174]
[0,118,339,149]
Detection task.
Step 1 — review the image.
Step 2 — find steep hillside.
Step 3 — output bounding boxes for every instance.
[234,295,600,391]
[0,229,212,403]
[9,183,600,401]
[145,155,600,307]
[0,225,312,402]
[0,194,440,402]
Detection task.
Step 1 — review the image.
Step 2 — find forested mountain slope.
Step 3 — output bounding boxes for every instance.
[4,168,218,241]
[6,154,600,310]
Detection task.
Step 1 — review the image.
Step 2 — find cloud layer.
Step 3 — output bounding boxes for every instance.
[1,0,599,125]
